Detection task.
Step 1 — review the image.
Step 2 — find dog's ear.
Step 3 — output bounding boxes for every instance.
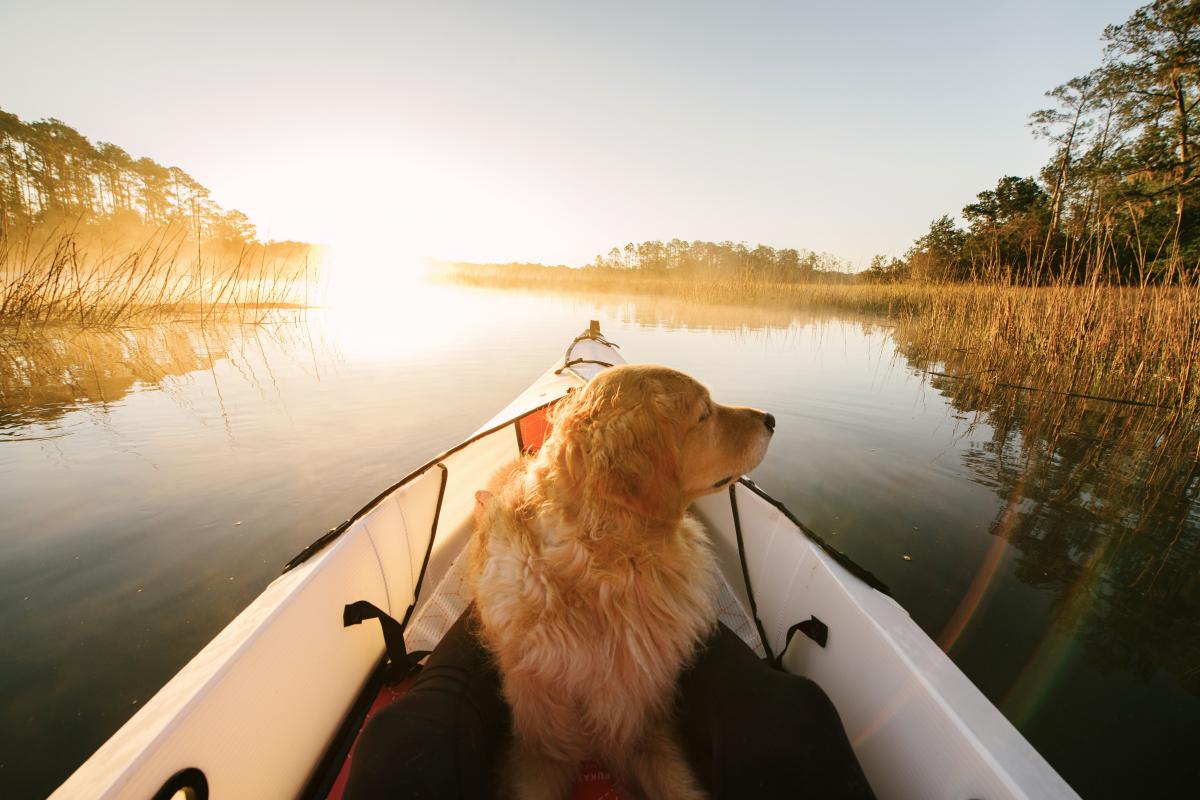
[547,377,684,521]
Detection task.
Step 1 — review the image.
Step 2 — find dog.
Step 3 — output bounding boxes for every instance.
[467,364,775,799]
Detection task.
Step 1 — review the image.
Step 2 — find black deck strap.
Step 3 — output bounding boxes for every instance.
[729,484,776,663]
[341,463,445,675]
[400,463,449,629]
[513,418,525,453]
[343,601,430,679]
[282,519,351,574]
[281,322,622,576]
[554,357,616,375]
[558,320,620,374]
[738,478,891,597]
[772,616,829,671]
[279,404,546,576]
[343,601,407,661]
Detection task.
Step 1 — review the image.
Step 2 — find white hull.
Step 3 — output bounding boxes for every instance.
[52,326,1079,800]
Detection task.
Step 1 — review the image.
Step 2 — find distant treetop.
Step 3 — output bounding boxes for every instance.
[589,239,854,280]
[0,107,258,243]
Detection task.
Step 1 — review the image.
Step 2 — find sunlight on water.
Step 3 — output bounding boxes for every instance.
[1,282,1196,799]
[315,249,472,361]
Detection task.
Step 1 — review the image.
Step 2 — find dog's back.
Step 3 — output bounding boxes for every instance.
[471,478,717,761]
[468,365,773,798]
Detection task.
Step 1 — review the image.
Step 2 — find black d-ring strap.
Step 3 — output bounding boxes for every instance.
[772,615,829,671]
[344,601,430,679]
[152,767,208,800]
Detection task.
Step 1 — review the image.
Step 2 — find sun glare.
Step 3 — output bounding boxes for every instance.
[258,146,552,308]
[319,239,429,308]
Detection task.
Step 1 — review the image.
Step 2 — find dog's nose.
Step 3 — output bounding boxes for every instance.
[763,412,776,433]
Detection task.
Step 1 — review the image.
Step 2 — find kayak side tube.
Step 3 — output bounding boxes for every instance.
[50,330,616,800]
[693,481,1081,800]
[50,425,519,800]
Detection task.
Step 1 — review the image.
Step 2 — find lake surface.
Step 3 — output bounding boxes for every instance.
[1,280,1197,798]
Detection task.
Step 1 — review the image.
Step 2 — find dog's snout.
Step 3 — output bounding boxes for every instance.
[763,412,776,433]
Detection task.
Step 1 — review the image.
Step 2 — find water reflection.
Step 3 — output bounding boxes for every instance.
[469,281,887,334]
[886,327,1200,798]
[0,283,1196,799]
[910,342,1200,692]
[0,314,323,435]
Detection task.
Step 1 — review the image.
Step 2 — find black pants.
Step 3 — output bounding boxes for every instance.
[677,624,875,799]
[344,615,875,799]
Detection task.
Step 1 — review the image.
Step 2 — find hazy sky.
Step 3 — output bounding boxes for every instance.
[2,0,1141,266]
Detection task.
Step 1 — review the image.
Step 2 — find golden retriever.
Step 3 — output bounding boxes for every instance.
[468,364,775,799]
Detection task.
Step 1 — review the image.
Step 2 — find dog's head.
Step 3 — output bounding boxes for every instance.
[542,364,774,521]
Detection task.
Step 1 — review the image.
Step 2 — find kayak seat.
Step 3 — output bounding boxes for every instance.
[334,611,512,799]
[678,622,876,799]
[335,611,874,800]
[332,610,629,799]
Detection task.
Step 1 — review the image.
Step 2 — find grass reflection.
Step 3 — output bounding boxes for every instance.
[0,312,315,434]
[901,332,1200,708]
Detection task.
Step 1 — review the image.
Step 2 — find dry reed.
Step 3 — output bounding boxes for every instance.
[438,263,1200,416]
[0,229,316,332]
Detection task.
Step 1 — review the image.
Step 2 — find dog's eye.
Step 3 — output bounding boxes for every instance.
[699,406,711,423]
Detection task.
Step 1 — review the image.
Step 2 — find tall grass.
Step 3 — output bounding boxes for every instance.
[438,262,1200,416]
[0,228,316,331]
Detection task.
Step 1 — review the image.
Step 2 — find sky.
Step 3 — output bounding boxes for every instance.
[1,0,1143,268]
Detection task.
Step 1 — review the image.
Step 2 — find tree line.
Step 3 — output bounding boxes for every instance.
[869,0,1200,284]
[0,107,256,244]
[588,239,855,283]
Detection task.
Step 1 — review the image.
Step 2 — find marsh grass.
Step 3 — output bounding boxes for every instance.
[0,228,316,332]
[439,262,1200,416]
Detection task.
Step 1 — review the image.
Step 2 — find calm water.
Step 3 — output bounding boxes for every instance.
[1,281,1197,798]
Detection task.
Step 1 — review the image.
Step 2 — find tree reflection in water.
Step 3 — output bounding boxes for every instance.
[900,334,1199,705]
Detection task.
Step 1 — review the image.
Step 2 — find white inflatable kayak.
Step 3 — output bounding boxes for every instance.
[52,322,1080,800]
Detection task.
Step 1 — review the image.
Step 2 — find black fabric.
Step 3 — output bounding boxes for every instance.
[345,616,875,800]
[343,611,510,800]
[678,623,876,799]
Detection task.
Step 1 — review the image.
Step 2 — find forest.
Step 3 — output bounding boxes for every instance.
[585,239,855,282]
[452,240,856,284]
[870,0,1200,284]
[489,1,1200,287]
[0,108,264,246]
[0,109,315,325]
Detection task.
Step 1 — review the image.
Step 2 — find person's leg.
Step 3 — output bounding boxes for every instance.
[677,623,876,799]
[344,611,510,800]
